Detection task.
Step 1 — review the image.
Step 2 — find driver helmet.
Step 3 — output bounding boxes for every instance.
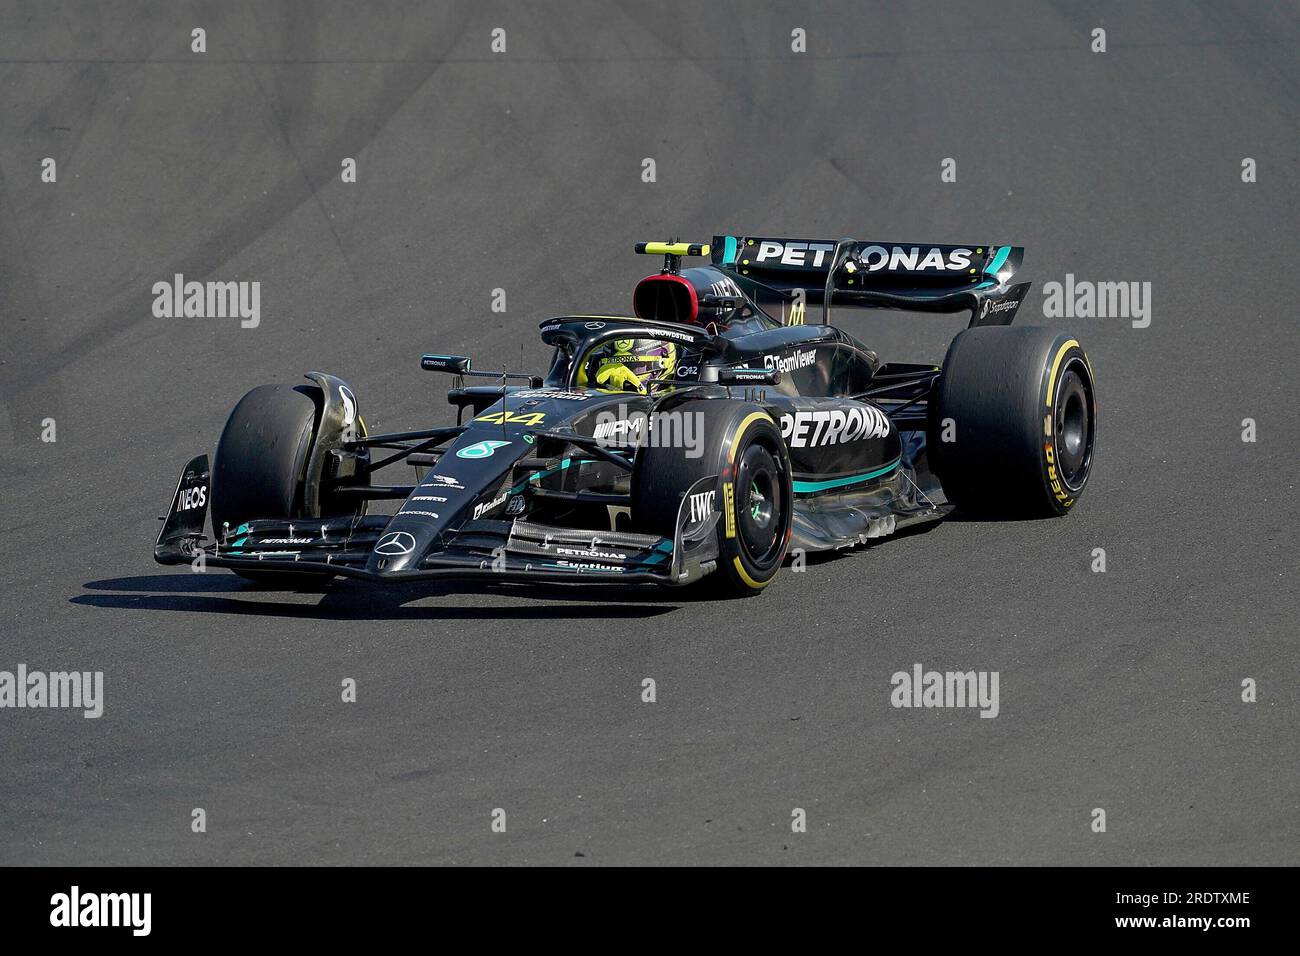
[580,338,678,393]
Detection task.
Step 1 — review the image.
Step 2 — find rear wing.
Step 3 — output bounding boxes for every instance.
[710,235,1031,327]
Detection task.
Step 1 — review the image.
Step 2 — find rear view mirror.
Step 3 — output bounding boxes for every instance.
[718,367,781,386]
[421,354,472,374]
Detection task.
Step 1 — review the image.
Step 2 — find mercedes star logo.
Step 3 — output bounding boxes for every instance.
[374,531,416,556]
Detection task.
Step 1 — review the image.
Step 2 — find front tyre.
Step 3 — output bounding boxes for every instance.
[728,433,789,590]
[632,401,792,596]
[929,326,1097,517]
[212,383,329,585]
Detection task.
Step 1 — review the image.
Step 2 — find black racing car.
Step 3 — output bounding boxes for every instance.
[155,235,1097,595]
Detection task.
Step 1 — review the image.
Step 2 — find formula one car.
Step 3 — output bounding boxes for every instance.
[155,235,1096,595]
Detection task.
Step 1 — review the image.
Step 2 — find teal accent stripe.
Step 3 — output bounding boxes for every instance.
[984,245,1011,275]
[792,456,901,494]
[640,539,673,565]
[722,235,738,265]
[509,455,573,495]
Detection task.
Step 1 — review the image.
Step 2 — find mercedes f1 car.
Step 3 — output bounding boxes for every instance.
[155,235,1097,595]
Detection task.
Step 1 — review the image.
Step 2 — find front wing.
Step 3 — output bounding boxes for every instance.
[154,455,721,586]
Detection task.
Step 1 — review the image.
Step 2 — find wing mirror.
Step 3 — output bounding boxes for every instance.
[717,367,781,386]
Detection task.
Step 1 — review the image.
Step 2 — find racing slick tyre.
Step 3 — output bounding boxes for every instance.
[929,326,1096,518]
[632,401,792,596]
[212,383,328,585]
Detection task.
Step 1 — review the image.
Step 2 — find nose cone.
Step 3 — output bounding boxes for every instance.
[363,431,530,575]
[369,529,422,570]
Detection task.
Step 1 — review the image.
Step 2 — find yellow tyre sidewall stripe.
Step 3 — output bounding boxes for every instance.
[728,411,773,463]
[725,411,781,589]
[1043,340,1081,511]
[1045,339,1079,407]
[732,556,773,590]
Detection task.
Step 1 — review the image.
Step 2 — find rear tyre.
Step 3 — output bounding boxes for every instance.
[929,326,1096,517]
[212,383,326,585]
[632,401,791,596]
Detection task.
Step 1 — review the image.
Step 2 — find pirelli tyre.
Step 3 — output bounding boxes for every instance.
[632,400,792,595]
[929,326,1096,517]
[212,383,328,584]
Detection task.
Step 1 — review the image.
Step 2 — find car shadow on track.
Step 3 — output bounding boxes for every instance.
[73,573,694,621]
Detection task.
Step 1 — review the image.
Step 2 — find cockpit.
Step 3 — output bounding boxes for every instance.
[575,337,682,393]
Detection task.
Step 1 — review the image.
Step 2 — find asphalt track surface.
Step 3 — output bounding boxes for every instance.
[1,2,1297,866]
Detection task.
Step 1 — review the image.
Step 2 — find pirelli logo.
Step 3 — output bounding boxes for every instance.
[723,482,736,538]
[1044,442,1074,508]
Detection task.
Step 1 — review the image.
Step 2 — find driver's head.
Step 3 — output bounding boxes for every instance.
[580,338,677,393]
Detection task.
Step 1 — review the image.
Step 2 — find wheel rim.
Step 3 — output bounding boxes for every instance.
[749,481,770,523]
[1054,360,1094,491]
[735,443,785,567]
